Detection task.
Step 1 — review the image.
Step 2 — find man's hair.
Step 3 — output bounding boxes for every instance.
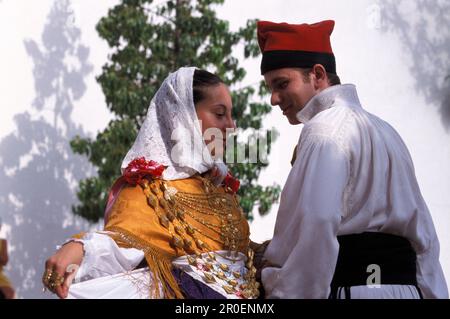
[193,69,224,105]
[298,67,341,86]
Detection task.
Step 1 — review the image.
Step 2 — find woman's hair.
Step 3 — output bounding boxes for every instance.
[193,69,224,105]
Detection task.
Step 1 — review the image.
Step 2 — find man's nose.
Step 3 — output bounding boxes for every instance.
[271,92,281,106]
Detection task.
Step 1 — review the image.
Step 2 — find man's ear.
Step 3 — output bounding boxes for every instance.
[312,64,327,90]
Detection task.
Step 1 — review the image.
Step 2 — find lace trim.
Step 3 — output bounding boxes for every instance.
[121,67,224,181]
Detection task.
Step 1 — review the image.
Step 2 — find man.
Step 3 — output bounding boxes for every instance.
[257,20,448,299]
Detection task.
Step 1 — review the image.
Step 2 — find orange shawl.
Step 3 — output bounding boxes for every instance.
[83,176,250,298]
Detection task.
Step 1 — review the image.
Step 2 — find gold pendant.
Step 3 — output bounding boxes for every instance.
[171,235,184,249]
[216,271,226,280]
[222,285,236,294]
[174,225,184,235]
[185,224,195,235]
[219,263,229,272]
[166,210,176,222]
[143,188,151,197]
[204,273,216,284]
[241,289,253,299]
[183,238,193,249]
[247,248,255,260]
[159,198,168,209]
[150,182,159,195]
[207,252,216,260]
[227,279,238,287]
[176,210,185,220]
[147,194,158,209]
[139,179,149,188]
[195,238,206,249]
[187,255,197,266]
[159,215,170,228]
[164,186,178,201]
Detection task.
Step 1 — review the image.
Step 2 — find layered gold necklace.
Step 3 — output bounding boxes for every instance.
[138,175,260,298]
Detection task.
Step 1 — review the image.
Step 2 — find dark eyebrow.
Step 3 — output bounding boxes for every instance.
[270,77,288,88]
[212,104,227,112]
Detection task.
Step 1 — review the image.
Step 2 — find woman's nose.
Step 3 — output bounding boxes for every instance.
[231,119,237,129]
[226,116,236,130]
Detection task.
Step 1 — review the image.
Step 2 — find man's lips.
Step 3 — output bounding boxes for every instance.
[281,105,292,115]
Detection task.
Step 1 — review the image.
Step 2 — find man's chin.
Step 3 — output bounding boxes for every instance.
[287,116,302,125]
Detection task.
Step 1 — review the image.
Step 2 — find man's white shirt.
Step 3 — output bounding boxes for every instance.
[261,84,448,299]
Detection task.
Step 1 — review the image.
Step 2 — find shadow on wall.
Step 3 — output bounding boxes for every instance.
[379,0,450,131]
[0,0,95,298]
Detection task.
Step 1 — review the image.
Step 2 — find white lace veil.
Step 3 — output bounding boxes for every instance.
[121,67,227,183]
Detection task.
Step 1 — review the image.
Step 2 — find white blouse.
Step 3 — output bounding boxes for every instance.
[261,84,448,299]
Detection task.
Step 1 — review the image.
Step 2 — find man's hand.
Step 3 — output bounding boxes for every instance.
[250,240,271,280]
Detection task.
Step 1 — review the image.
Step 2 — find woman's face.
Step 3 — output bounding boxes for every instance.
[195,83,235,157]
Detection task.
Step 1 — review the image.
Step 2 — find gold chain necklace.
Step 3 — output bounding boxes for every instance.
[138,176,259,298]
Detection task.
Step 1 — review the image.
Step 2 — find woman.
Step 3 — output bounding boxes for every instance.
[43,67,260,299]
[0,217,15,299]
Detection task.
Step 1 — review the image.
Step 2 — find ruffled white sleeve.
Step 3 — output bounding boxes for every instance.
[65,231,165,299]
[262,134,349,298]
[67,231,145,282]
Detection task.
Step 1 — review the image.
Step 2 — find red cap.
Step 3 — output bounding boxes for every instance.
[257,20,336,75]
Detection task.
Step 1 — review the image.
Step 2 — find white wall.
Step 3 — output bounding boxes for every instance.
[0,0,118,299]
[0,0,449,298]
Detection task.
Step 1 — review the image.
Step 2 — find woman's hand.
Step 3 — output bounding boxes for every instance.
[0,239,8,266]
[43,241,84,299]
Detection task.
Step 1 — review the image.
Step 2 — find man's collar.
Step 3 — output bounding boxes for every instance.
[296,84,361,124]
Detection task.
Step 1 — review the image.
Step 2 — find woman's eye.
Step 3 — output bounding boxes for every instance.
[216,113,226,117]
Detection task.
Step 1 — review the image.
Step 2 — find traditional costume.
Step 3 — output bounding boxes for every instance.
[65,67,259,299]
[257,20,448,299]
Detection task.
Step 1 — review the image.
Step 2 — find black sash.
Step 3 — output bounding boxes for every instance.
[329,232,421,299]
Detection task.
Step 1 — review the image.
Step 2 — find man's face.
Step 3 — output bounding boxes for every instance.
[264,68,317,125]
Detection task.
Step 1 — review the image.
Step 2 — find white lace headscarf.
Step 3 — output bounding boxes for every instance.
[121,66,228,184]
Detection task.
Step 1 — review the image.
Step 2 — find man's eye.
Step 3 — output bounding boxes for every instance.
[216,113,226,117]
[279,81,288,89]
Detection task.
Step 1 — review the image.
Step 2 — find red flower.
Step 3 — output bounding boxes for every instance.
[123,157,165,185]
[223,172,240,193]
